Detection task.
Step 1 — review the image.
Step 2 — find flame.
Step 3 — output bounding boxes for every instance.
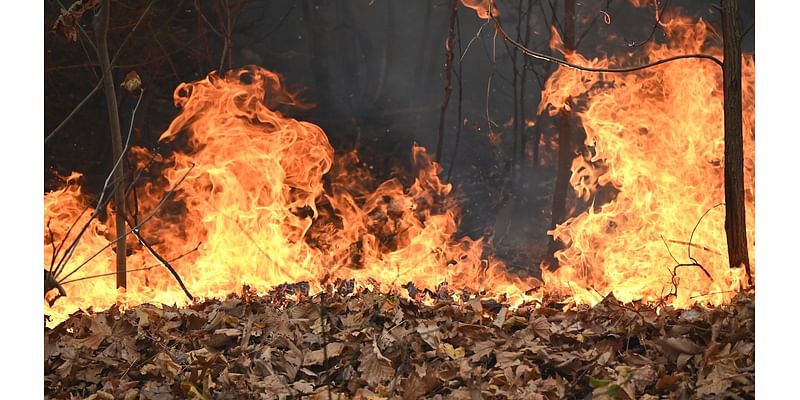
[45,66,537,326]
[540,17,754,307]
[459,0,499,19]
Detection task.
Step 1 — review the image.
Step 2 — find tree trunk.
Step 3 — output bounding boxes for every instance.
[95,0,127,289]
[435,0,458,162]
[546,0,575,265]
[721,0,752,285]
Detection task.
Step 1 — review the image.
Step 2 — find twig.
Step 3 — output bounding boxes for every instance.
[45,0,155,144]
[95,88,144,213]
[687,203,724,261]
[574,0,612,49]
[258,2,296,39]
[61,266,157,285]
[51,201,97,278]
[485,11,499,133]
[625,0,671,48]
[125,216,194,300]
[59,164,195,282]
[657,204,724,298]
[45,270,67,305]
[489,1,723,71]
[665,239,721,256]
[59,244,199,286]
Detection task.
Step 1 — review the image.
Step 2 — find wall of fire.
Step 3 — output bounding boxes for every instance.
[44,0,754,269]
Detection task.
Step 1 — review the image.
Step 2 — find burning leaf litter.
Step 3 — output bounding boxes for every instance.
[45,285,753,399]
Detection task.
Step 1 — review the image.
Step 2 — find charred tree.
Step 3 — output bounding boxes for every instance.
[721,0,753,285]
[95,0,127,289]
[546,0,576,265]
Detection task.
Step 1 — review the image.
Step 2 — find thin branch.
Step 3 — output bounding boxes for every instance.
[625,0,671,48]
[485,13,499,132]
[125,216,195,300]
[93,89,144,214]
[59,244,199,286]
[575,0,612,50]
[490,2,723,71]
[51,201,97,277]
[259,2,296,40]
[45,0,155,144]
[61,266,157,285]
[666,239,721,256]
[687,203,724,261]
[435,0,458,163]
[95,88,143,212]
[59,164,195,282]
[44,83,102,144]
[193,0,224,38]
[459,17,490,64]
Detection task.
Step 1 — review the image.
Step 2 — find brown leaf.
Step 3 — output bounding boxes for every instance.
[655,374,682,390]
[415,322,441,349]
[492,306,508,328]
[291,380,315,395]
[84,391,114,400]
[120,71,142,92]
[302,342,344,366]
[529,316,552,341]
[207,328,241,348]
[51,0,99,42]
[358,348,395,388]
[657,337,704,355]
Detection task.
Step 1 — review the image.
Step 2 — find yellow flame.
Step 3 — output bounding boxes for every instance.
[45,67,537,326]
[540,17,754,307]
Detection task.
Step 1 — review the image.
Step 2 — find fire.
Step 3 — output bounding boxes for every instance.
[540,17,755,307]
[45,66,537,326]
[45,9,754,325]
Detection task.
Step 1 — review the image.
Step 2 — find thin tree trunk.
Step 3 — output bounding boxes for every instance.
[519,0,534,166]
[721,0,752,285]
[435,0,458,162]
[546,0,575,265]
[95,0,127,289]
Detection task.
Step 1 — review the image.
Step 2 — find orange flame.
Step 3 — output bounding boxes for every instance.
[45,66,537,326]
[459,0,499,19]
[540,17,754,307]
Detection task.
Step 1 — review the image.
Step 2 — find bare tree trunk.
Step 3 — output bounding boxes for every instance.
[721,0,752,286]
[519,0,534,166]
[435,0,458,162]
[95,0,127,289]
[546,0,575,265]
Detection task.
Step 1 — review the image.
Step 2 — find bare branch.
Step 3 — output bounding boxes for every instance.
[490,1,723,72]
[59,243,199,286]
[45,0,155,144]
[125,216,194,300]
[59,164,195,282]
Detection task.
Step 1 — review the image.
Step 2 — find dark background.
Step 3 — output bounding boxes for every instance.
[44,0,755,271]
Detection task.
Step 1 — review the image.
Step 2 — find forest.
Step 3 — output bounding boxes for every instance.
[43,0,755,398]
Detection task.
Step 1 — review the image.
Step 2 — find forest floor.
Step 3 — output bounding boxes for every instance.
[45,283,754,399]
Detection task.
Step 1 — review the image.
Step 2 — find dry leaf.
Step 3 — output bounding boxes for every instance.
[358,348,395,388]
[302,342,344,366]
[51,0,99,42]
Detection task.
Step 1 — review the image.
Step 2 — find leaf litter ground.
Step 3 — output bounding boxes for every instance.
[45,282,754,399]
